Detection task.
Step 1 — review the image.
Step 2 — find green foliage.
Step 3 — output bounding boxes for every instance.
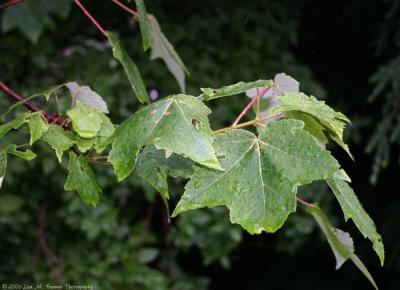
[64,152,101,206]
[149,15,189,92]
[108,32,150,104]
[327,174,384,265]
[307,206,378,289]
[200,79,273,100]
[173,120,340,233]
[135,0,152,51]
[271,92,352,158]
[109,94,221,181]
[0,1,389,288]
[67,101,104,138]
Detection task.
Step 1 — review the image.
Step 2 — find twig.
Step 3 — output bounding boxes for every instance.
[214,112,282,134]
[74,0,108,37]
[232,87,270,126]
[296,196,316,208]
[0,0,25,9]
[0,81,69,128]
[111,0,139,17]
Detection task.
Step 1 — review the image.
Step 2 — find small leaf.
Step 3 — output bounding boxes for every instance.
[28,113,48,145]
[173,120,339,233]
[201,80,273,101]
[272,73,299,96]
[5,144,36,161]
[76,136,97,153]
[149,15,189,92]
[136,146,193,199]
[135,0,152,51]
[108,32,150,104]
[0,151,7,189]
[271,92,353,158]
[94,114,115,153]
[307,206,378,290]
[109,94,221,181]
[327,174,385,266]
[65,82,109,113]
[64,152,101,206]
[67,102,104,138]
[41,125,76,162]
[0,113,31,138]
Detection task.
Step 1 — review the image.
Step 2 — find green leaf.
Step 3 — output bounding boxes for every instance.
[94,114,115,153]
[307,206,378,290]
[109,94,221,181]
[67,102,104,138]
[201,79,273,101]
[28,113,48,145]
[135,0,152,51]
[76,136,97,153]
[0,151,7,189]
[149,15,189,92]
[0,113,31,138]
[41,125,76,162]
[108,32,150,104]
[173,120,340,233]
[65,82,109,113]
[327,174,385,266]
[5,144,36,161]
[271,92,353,158]
[136,146,193,199]
[64,152,101,206]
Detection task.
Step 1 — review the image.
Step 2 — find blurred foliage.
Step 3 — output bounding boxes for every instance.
[0,0,399,289]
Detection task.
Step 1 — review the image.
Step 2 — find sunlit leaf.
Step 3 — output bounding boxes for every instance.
[41,125,76,162]
[28,113,48,145]
[5,144,36,161]
[67,101,104,138]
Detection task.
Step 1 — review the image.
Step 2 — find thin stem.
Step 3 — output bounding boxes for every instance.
[0,0,25,9]
[296,196,316,208]
[0,81,69,128]
[214,112,282,134]
[74,0,108,37]
[111,0,139,17]
[232,86,270,126]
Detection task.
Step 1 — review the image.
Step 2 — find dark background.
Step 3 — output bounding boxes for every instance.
[0,0,399,289]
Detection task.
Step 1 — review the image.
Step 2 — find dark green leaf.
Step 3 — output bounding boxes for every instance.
[64,152,101,206]
[108,32,150,104]
[149,15,189,92]
[327,174,385,266]
[136,146,193,199]
[307,206,378,290]
[135,0,152,51]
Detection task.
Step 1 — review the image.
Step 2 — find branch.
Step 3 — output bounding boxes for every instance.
[0,81,70,128]
[111,0,139,17]
[0,0,25,10]
[74,0,108,37]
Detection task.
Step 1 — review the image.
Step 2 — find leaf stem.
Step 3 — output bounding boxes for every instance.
[74,0,108,37]
[111,0,139,17]
[232,86,270,126]
[296,196,316,208]
[214,112,282,134]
